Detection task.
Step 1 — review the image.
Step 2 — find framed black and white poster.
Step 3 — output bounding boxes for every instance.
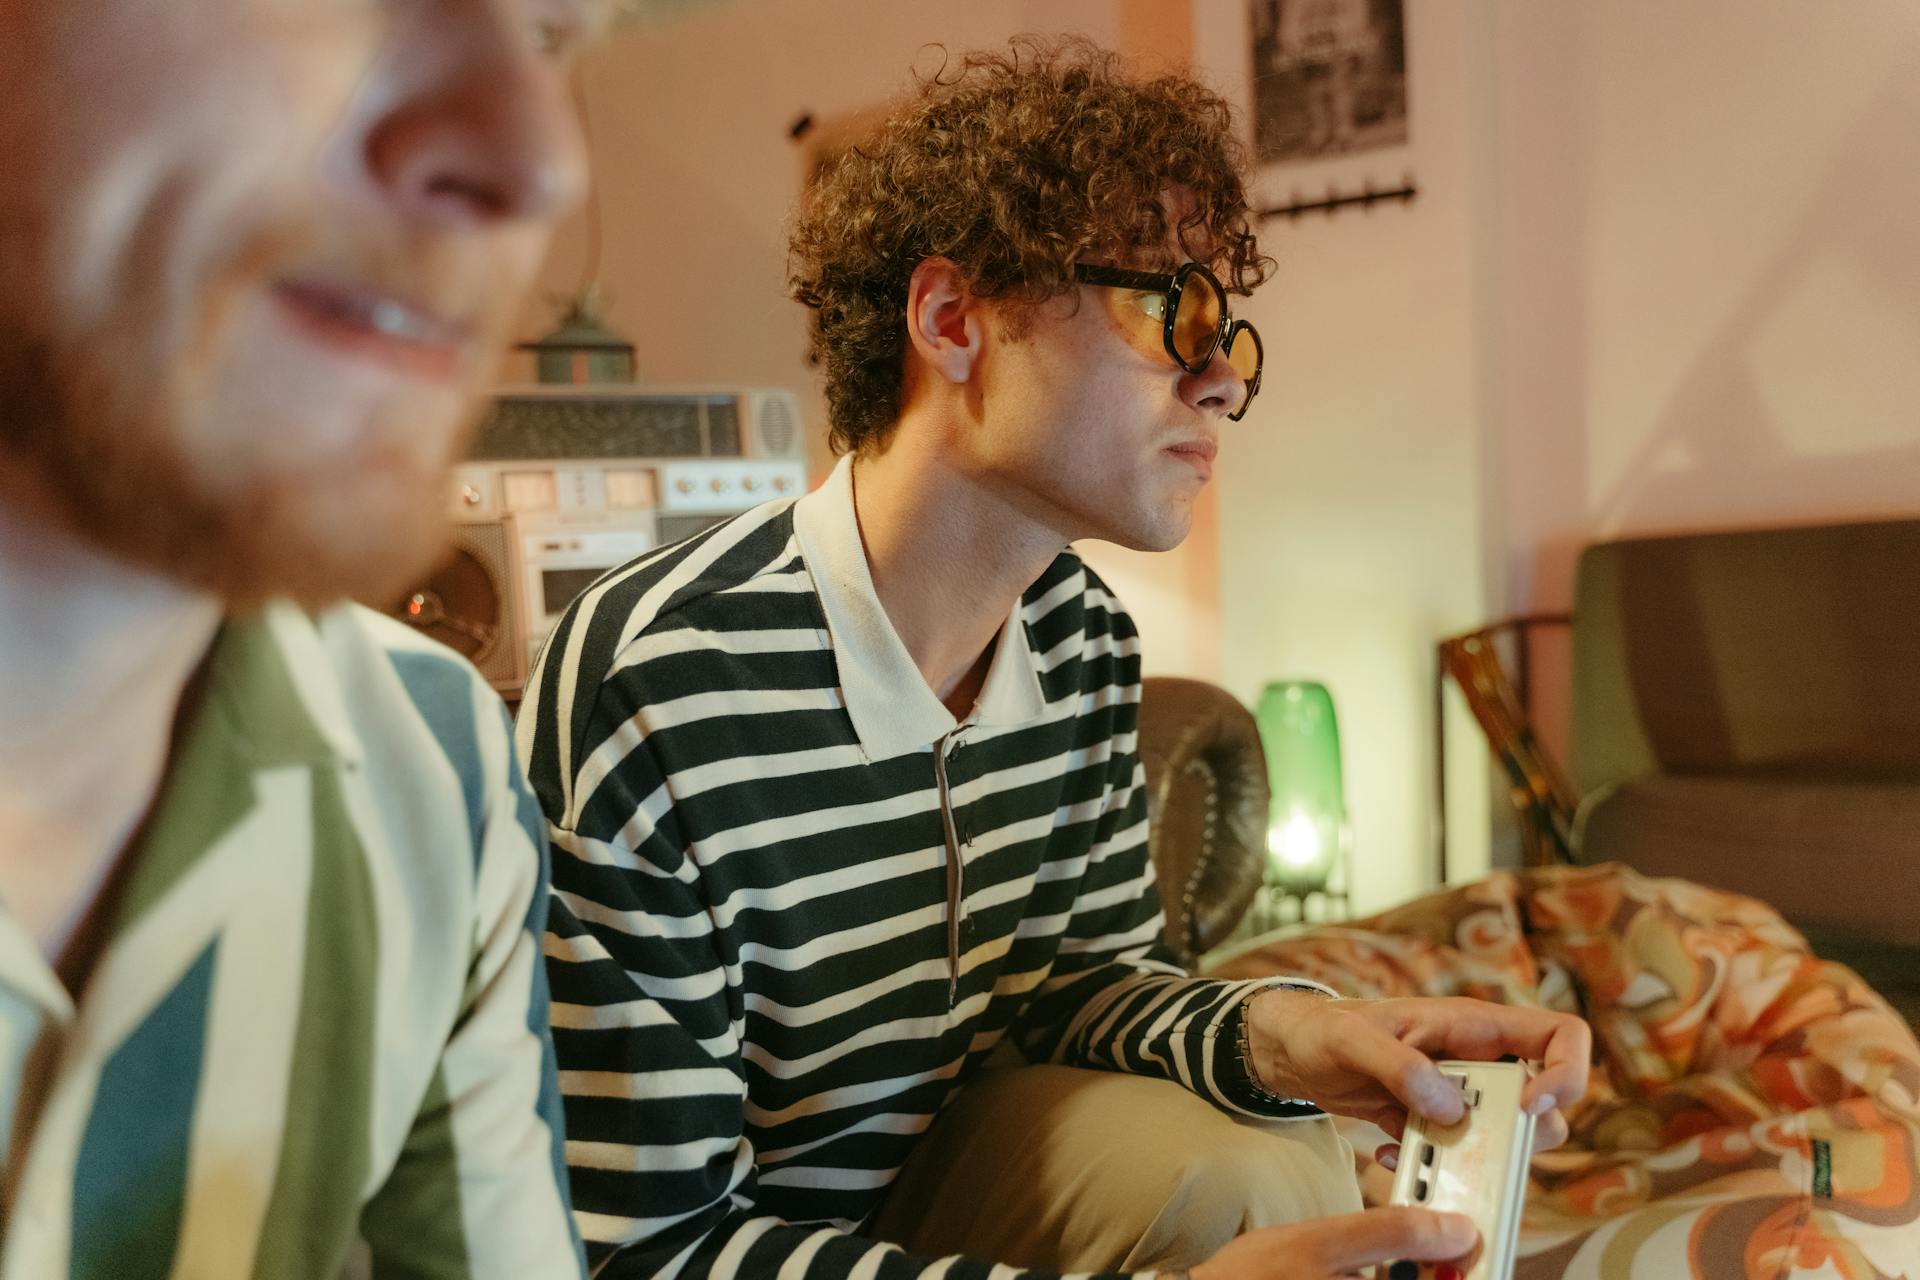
[1250,0,1408,166]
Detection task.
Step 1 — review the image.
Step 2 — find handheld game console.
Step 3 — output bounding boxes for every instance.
[1376,1060,1535,1280]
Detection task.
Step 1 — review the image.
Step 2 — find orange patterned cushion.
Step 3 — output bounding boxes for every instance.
[1207,864,1920,1278]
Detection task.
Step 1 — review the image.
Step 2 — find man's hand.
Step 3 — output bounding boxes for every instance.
[1184,1208,1477,1280]
[1243,990,1592,1157]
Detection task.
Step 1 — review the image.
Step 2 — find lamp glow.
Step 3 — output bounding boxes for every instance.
[1252,680,1350,911]
[1270,809,1323,869]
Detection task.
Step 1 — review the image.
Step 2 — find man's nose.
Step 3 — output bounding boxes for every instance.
[1179,344,1249,419]
[363,18,588,228]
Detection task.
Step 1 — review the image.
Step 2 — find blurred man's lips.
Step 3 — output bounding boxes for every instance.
[271,279,473,382]
[1165,438,1217,480]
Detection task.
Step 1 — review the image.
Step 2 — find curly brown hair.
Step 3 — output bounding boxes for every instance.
[787,36,1273,455]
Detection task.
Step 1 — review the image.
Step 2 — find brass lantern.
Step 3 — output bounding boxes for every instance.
[519,287,636,385]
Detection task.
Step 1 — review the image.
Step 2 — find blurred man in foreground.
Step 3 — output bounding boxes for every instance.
[0,0,610,1272]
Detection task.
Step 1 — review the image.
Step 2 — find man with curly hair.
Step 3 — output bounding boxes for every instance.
[520,36,1589,1280]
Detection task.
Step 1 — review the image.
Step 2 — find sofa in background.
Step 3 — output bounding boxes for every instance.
[1441,518,1920,1031]
[1210,864,1920,1279]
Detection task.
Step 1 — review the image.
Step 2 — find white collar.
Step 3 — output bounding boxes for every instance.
[790,454,1047,757]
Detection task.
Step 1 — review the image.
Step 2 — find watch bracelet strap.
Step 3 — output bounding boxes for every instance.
[1235,981,1336,1109]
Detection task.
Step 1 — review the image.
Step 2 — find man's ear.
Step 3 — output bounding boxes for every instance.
[904,257,985,385]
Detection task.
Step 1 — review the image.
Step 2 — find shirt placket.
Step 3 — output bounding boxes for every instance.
[0,926,79,1279]
[931,728,973,1009]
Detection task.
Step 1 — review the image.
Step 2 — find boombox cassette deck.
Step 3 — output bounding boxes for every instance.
[379,386,810,700]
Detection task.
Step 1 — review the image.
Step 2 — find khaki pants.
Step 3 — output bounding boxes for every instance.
[866,1065,1363,1273]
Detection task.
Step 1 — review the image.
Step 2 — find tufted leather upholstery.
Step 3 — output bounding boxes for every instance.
[1135,676,1269,966]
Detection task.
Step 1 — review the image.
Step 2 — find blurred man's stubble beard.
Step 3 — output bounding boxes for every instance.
[0,311,471,610]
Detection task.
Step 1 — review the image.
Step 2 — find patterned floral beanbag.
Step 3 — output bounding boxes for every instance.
[1206,864,1920,1279]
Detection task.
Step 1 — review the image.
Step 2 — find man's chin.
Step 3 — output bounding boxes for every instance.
[1096,507,1194,555]
[204,502,454,612]
[58,478,457,613]
[1,308,482,613]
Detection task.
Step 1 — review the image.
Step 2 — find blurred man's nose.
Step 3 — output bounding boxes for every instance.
[364,16,588,228]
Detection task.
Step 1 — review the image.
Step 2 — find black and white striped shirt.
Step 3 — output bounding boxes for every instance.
[518,457,1318,1280]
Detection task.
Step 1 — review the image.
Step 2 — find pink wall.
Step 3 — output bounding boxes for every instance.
[1195,0,1495,910]
[1198,0,1920,901]
[1484,0,1920,763]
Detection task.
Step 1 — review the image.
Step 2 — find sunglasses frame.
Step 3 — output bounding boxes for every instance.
[1072,260,1264,421]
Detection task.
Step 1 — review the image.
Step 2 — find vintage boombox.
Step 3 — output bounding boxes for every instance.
[382,386,809,699]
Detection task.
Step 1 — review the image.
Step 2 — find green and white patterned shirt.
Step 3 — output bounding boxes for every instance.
[0,602,585,1280]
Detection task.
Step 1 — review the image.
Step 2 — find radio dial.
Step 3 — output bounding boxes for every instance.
[709,477,727,494]
[742,476,761,492]
[675,478,695,494]
[773,475,794,492]
[459,484,484,508]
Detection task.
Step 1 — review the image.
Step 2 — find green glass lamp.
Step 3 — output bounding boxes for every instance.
[1252,680,1351,925]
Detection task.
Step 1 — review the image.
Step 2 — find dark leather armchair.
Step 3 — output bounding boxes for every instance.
[1135,676,1270,966]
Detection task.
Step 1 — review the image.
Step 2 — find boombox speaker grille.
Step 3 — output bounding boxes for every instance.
[386,519,526,692]
[755,394,798,457]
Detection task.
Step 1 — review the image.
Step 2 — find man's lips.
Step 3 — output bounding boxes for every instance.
[1166,438,1218,478]
[270,278,475,382]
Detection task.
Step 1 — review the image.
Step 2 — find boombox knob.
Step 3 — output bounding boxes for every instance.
[391,567,499,660]
[404,591,445,626]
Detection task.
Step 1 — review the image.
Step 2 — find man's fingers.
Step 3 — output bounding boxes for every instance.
[1489,1004,1591,1110]
[1530,1106,1570,1154]
[1304,1207,1478,1270]
[1529,1014,1593,1110]
[1408,1000,1593,1112]
[1414,998,1577,1056]
[1358,1157,1398,1207]
[1347,1027,1465,1124]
